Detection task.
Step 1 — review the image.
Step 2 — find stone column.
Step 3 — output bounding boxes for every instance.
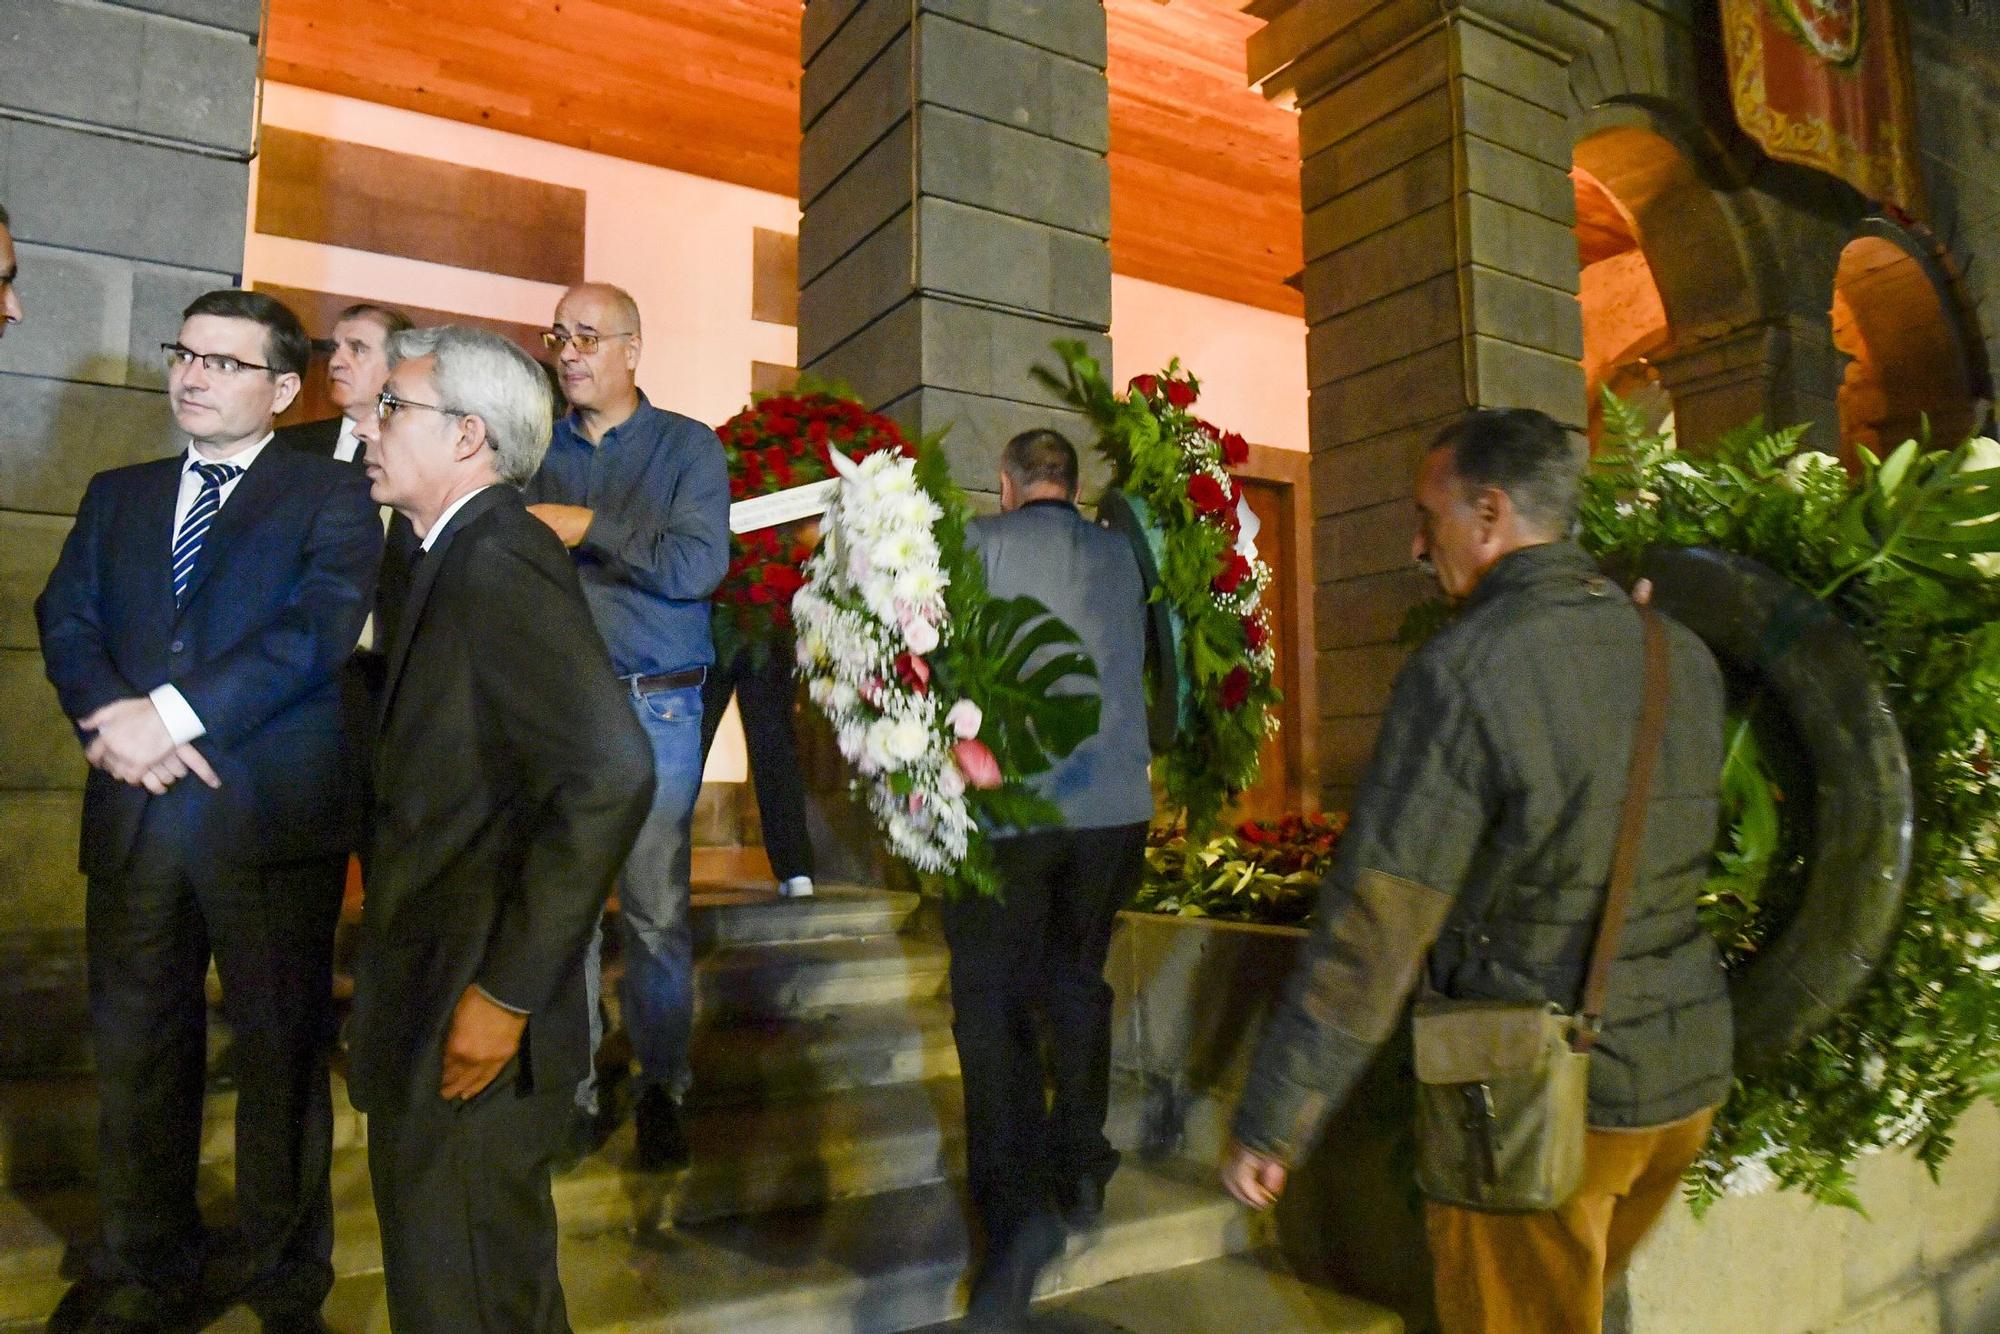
[0,0,263,1070]
[1248,0,1597,809]
[797,0,1112,500]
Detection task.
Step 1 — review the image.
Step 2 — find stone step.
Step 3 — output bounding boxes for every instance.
[47,1161,1260,1334]
[697,935,951,1017]
[688,997,958,1107]
[0,1075,369,1192]
[0,924,950,1187]
[0,1073,973,1301]
[691,884,923,948]
[914,1250,1404,1334]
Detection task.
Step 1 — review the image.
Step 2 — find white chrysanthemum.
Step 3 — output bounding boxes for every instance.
[893,564,945,606]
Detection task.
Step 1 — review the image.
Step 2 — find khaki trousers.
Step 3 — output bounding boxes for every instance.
[1424,1106,1718,1334]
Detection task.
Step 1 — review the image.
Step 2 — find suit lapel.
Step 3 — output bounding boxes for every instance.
[173,444,288,621]
[135,457,187,625]
[379,486,512,725]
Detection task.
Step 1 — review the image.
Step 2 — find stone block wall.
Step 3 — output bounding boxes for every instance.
[0,0,260,1069]
[797,0,1113,500]
[1907,0,2000,415]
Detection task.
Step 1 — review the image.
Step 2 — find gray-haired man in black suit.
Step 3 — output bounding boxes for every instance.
[948,429,1155,1325]
[349,325,653,1331]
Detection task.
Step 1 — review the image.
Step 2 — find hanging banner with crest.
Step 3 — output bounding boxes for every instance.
[1721,0,1924,215]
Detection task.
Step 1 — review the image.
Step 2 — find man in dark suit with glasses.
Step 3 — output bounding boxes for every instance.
[38,289,379,1332]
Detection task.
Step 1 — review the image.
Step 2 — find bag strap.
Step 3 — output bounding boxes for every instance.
[1573,604,1671,1054]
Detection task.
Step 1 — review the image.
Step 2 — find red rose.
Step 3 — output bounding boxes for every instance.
[808,419,830,443]
[893,651,931,695]
[1219,666,1251,711]
[1243,615,1268,651]
[1187,473,1228,514]
[1129,373,1159,398]
[1212,551,1251,595]
[748,582,774,605]
[832,425,855,443]
[1222,432,1249,466]
[765,565,806,598]
[1164,379,1196,409]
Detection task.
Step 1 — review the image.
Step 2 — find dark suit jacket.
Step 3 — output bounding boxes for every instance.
[276,417,419,837]
[346,486,654,1116]
[275,416,419,651]
[273,415,345,460]
[36,444,381,877]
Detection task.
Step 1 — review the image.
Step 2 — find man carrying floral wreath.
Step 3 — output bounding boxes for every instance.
[522,282,731,1173]
[948,429,1154,1326]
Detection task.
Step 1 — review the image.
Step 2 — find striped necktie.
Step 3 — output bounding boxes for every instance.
[172,460,243,606]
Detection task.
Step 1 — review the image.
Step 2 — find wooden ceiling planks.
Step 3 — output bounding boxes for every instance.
[1107,0,1303,312]
[264,0,1302,315]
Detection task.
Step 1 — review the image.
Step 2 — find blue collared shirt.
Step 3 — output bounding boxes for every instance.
[523,394,730,676]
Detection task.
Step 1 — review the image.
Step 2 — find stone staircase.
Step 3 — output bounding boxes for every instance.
[0,882,1397,1332]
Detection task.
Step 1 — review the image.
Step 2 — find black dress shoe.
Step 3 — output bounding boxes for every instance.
[1057,1175,1106,1230]
[966,1211,1064,1328]
[47,1277,200,1333]
[551,1101,613,1175]
[633,1085,690,1172]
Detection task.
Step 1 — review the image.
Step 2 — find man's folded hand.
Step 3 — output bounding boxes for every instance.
[440,985,528,1101]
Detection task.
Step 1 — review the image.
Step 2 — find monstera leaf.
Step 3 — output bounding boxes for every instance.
[962,595,1100,779]
[1827,439,2000,590]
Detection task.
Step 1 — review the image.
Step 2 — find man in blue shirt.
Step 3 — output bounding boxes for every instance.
[524,282,730,1171]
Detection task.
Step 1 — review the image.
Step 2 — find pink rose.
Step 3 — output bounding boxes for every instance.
[952,737,1003,790]
[904,615,941,654]
[946,699,984,740]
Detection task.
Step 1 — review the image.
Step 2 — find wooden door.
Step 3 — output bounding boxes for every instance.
[1225,446,1317,823]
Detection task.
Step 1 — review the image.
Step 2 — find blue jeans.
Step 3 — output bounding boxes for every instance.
[579,681,703,1112]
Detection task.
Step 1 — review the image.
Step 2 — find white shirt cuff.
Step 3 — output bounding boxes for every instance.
[147,685,207,746]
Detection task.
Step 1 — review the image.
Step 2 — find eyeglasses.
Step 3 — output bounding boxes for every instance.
[374,389,466,423]
[162,343,274,376]
[540,328,636,355]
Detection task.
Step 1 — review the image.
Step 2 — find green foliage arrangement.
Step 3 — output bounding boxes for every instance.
[1135,812,1349,927]
[1582,397,2000,1209]
[1034,342,1281,841]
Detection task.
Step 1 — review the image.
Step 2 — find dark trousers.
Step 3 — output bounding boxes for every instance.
[938,822,1147,1248]
[84,840,343,1319]
[698,645,814,881]
[367,1074,572,1334]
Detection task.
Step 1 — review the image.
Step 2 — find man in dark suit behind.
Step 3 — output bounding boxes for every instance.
[949,430,1155,1325]
[347,325,654,1331]
[273,302,412,467]
[37,290,380,1331]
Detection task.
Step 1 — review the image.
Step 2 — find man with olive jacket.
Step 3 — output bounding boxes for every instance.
[1224,409,1732,1333]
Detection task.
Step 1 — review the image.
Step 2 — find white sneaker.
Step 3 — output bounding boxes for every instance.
[778,876,815,899]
